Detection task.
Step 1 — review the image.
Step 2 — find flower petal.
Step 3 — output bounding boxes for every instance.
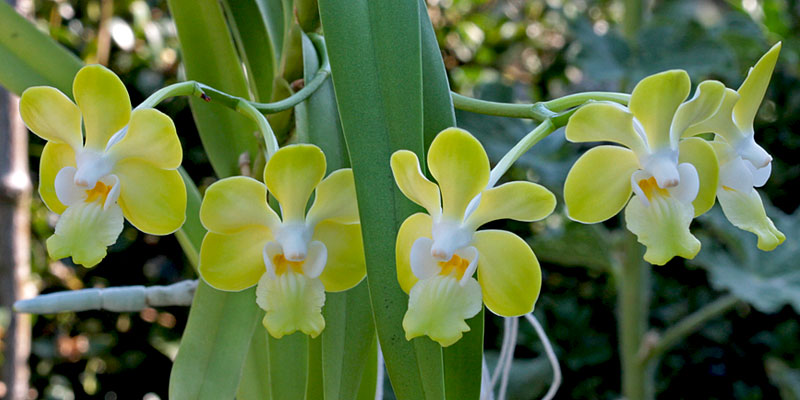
[564,145,639,223]
[734,42,781,133]
[402,275,482,347]
[410,237,440,280]
[200,176,280,234]
[670,80,725,144]
[306,168,360,226]
[114,159,186,235]
[313,221,366,292]
[199,227,272,291]
[465,181,555,230]
[54,167,86,206]
[565,102,647,155]
[390,150,441,217]
[666,163,699,205]
[19,86,82,150]
[678,137,718,216]
[683,88,742,143]
[39,142,77,214]
[629,70,690,150]
[717,187,785,251]
[396,213,433,294]
[73,65,131,150]
[473,230,541,316]
[264,144,326,222]
[106,108,181,169]
[624,194,700,265]
[46,202,123,268]
[256,271,326,338]
[427,128,489,219]
[749,162,771,188]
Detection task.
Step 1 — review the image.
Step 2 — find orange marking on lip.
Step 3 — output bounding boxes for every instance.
[439,254,470,280]
[637,177,669,201]
[272,254,305,275]
[85,181,112,204]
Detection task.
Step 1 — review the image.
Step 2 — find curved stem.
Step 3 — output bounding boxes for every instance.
[542,92,630,112]
[236,100,279,159]
[451,91,630,120]
[488,119,555,187]
[641,294,740,364]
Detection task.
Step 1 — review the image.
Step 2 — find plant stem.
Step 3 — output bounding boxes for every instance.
[236,100,279,158]
[488,119,555,187]
[617,232,653,400]
[451,91,630,120]
[642,294,740,364]
[623,0,645,41]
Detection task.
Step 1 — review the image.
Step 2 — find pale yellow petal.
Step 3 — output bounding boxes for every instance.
[73,65,131,150]
[427,128,489,219]
[199,227,272,291]
[390,150,441,217]
[678,137,718,217]
[200,176,280,234]
[264,144,326,222]
[564,146,639,223]
[624,195,700,265]
[565,102,647,155]
[306,169,360,226]
[465,181,555,230]
[718,187,785,251]
[734,42,781,133]
[107,108,181,169]
[46,202,123,268]
[39,142,77,214]
[683,88,742,143]
[396,213,433,294]
[19,86,82,150]
[256,271,326,338]
[114,159,186,235]
[473,230,541,316]
[629,70,690,150]
[313,221,366,292]
[670,80,725,143]
[402,275,482,347]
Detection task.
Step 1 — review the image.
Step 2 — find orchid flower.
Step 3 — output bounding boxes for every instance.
[564,70,724,265]
[19,65,186,267]
[198,144,365,338]
[683,43,785,251]
[391,128,556,346]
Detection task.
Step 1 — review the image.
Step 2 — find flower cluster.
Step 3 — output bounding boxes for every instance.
[563,43,784,265]
[20,65,186,267]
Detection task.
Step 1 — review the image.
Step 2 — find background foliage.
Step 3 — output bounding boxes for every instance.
[9,0,799,399]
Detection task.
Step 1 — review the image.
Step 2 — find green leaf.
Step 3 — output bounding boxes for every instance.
[268,333,309,399]
[222,0,277,101]
[166,0,259,178]
[174,168,204,269]
[317,0,445,398]
[692,206,800,314]
[0,2,82,97]
[307,336,324,400]
[237,328,272,400]
[256,0,286,63]
[417,3,484,398]
[356,339,379,400]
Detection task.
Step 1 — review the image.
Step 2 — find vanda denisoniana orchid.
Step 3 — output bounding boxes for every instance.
[19,65,186,268]
[564,70,725,265]
[198,144,365,338]
[391,128,556,346]
[683,43,786,251]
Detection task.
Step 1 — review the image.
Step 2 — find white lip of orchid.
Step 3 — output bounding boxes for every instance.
[734,133,772,169]
[430,218,474,262]
[631,162,699,207]
[55,166,121,210]
[73,149,115,189]
[262,239,327,279]
[640,148,680,189]
[273,221,314,262]
[410,237,478,286]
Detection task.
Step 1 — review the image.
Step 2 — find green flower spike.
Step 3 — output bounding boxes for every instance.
[564,70,725,265]
[198,144,366,338]
[391,128,556,347]
[683,43,786,251]
[19,65,186,267]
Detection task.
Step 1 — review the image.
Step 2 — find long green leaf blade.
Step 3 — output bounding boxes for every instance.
[223,0,277,101]
[317,1,445,398]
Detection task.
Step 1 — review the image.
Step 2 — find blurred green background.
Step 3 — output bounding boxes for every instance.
[4,0,799,399]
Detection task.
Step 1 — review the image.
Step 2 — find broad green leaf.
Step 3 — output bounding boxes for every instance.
[318,0,445,398]
[237,328,272,400]
[417,3,484,398]
[356,339,379,400]
[223,0,276,101]
[268,333,309,399]
[256,0,286,62]
[307,337,324,400]
[692,206,800,314]
[296,32,378,400]
[167,0,259,178]
[0,2,81,96]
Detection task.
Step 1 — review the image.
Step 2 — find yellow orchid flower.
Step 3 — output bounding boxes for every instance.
[19,65,186,268]
[391,128,555,347]
[683,43,785,251]
[564,70,725,265]
[198,144,365,339]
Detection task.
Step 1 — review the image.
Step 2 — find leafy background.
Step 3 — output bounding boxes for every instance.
[5,0,799,399]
